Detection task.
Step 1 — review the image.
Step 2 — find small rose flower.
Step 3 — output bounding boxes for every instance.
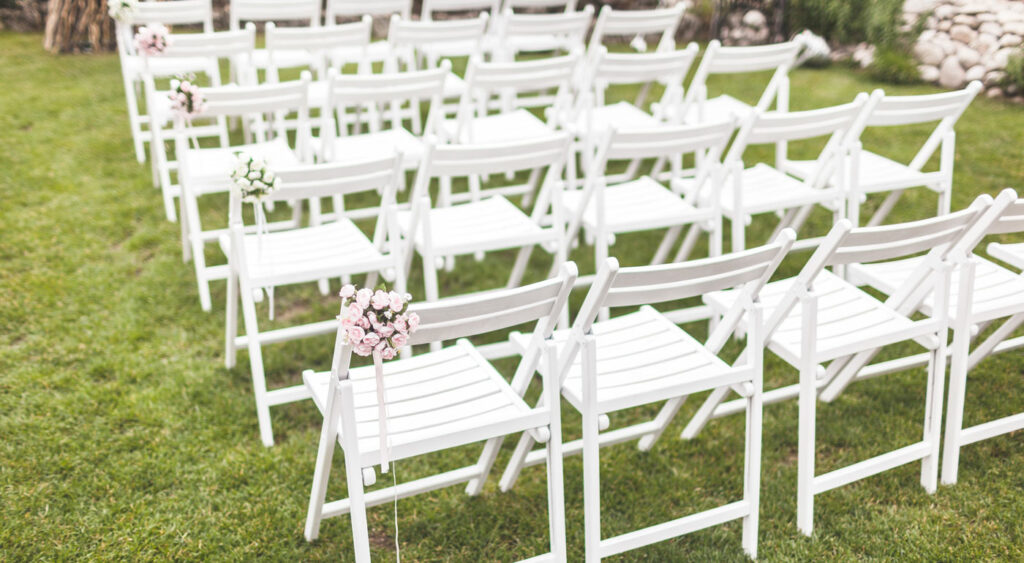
[363,333,381,347]
[380,347,396,360]
[354,342,373,356]
[347,302,363,320]
[371,290,390,310]
[377,324,395,338]
[357,316,370,329]
[407,312,420,330]
[393,316,407,332]
[339,284,356,299]
[356,288,372,308]
[389,291,404,312]
[391,333,407,347]
[347,325,365,344]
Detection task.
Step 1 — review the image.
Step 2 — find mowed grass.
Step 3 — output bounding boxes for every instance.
[2,30,1024,560]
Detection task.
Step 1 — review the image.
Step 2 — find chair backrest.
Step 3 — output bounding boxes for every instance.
[854,82,982,172]
[502,0,577,12]
[587,4,684,54]
[265,18,372,81]
[496,6,592,56]
[453,52,579,136]
[421,0,501,20]
[115,0,215,53]
[724,95,869,189]
[581,44,698,112]
[387,13,489,65]
[326,0,413,22]
[229,0,321,29]
[683,40,801,114]
[145,27,256,81]
[556,231,794,380]
[981,192,1024,237]
[321,63,449,159]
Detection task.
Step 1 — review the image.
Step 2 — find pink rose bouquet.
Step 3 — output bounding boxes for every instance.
[169,74,206,119]
[133,24,170,56]
[339,284,418,359]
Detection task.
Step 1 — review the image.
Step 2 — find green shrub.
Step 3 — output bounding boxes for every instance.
[787,0,907,47]
[868,48,921,84]
[1003,50,1024,89]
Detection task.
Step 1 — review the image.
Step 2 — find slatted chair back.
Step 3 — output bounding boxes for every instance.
[852,82,982,172]
[724,95,869,190]
[264,18,372,82]
[580,44,699,117]
[453,52,579,133]
[495,6,592,58]
[587,4,685,54]
[556,232,793,383]
[321,63,448,159]
[683,40,801,116]
[503,0,577,11]
[387,13,490,65]
[141,27,256,84]
[326,0,413,22]
[983,195,1024,236]
[229,0,321,29]
[115,0,215,54]
[421,0,501,20]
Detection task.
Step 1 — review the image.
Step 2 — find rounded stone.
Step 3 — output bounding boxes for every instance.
[938,20,953,32]
[950,24,978,44]
[914,41,946,65]
[965,64,986,81]
[919,64,941,82]
[742,9,767,29]
[953,14,979,28]
[986,87,1004,99]
[957,44,982,67]
[984,70,1007,86]
[939,56,967,88]
[1000,34,1023,47]
[978,21,1002,36]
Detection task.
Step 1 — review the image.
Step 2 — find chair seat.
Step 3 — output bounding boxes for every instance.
[222,219,391,287]
[561,175,709,234]
[397,195,552,255]
[251,48,317,70]
[849,256,1024,324]
[786,151,938,193]
[182,138,300,195]
[707,270,928,365]
[124,55,215,79]
[323,128,424,169]
[443,72,466,98]
[720,163,840,216]
[684,94,754,124]
[331,40,392,64]
[511,306,734,414]
[987,241,1024,271]
[442,109,551,143]
[574,102,660,137]
[304,341,540,464]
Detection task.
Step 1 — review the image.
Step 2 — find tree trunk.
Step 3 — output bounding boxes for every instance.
[44,0,116,53]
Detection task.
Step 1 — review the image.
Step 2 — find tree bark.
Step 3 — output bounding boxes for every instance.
[44,0,116,53]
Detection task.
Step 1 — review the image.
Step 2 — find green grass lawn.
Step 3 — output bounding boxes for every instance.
[2,30,1024,560]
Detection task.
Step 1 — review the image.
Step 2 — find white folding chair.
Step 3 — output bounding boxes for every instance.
[785,82,983,228]
[228,0,321,73]
[320,63,448,171]
[324,0,413,64]
[397,134,572,304]
[680,40,801,125]
[141,27,256,221]
[385,13,490,117]
[443,53,579,144]
[689,203,995,534]
[113,0,214,164]
[490,6,592,61]
[224,155,406,447]
[263,18,372,86]
[500,234,795,560]
[585,4,684,56]
[303,263,578,562]
[844,189,1023,485]
[502,0,577,11]
[421,0,500,20]
[564,121,736,274]
[718,96,868,252]
[174,74,313,312]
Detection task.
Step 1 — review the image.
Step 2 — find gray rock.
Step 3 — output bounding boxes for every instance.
[986,87,1004,98]
[1004,22,1024,35]
[953,14,979,28]
[1000,33,1023,47]
[904,0,941,13]
[938,20,953,32]
[984,70,1007,85]
[742,9,767,29]
[1007,83,1019,95]
[978,12,998,23]
[998,11,1024,24]
[935,4,956,20]
[965,64,986,81]
[993,47,1015,69]
[959,2,987,15]
[978,21,1002,36]
[914,41,946,65]
[919,64,941,82]
[972,32,999,54]
[940,55,967,87]
[950,24,977,43]
[957,44,982,67]
[853,43,876,68]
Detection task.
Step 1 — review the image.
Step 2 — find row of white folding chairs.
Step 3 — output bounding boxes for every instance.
[299,189,1024,560]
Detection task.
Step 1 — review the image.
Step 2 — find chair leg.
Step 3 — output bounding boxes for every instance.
[681,386,730,439]
[731,214,746,253]
[581,339,602,563]
[465,436,504,496]
[239,280,274,447]
[637,396,686,451]
[796,358,817,536]
[544,353,567,561]
[507,245,535,289]
[867,190,903,227]
[225,265,239,369]
[652,226,683,265]
[305,370,342,541]
[499,430,537,492]
[742,389,762,558]
[921,351,946,493]
[941,321,971,486]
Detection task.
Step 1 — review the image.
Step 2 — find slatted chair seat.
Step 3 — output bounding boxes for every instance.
[124,55,215,77]
[707,270,927,365]
[683,93,756,124]
[573,101,662,137]
[251,48,317,71]
[787,150,939,195]
[305,341,543,464]
[181,138,300,195]
[987,240,1024,269]
[511,306,734,414]
[397,195,551,255]
[442,108,553,143]
[562,175,709,235]
[220,220,390,287]
[719,163,841,216]
[849,254,1024,324]
[332,40,392,65]
[322,128,424,169]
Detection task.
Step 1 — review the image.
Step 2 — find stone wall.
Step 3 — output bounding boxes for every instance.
[907,0,1024,98]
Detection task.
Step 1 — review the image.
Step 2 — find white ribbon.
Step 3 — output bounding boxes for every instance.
[252,200,275,320]
[373,348,392,473]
